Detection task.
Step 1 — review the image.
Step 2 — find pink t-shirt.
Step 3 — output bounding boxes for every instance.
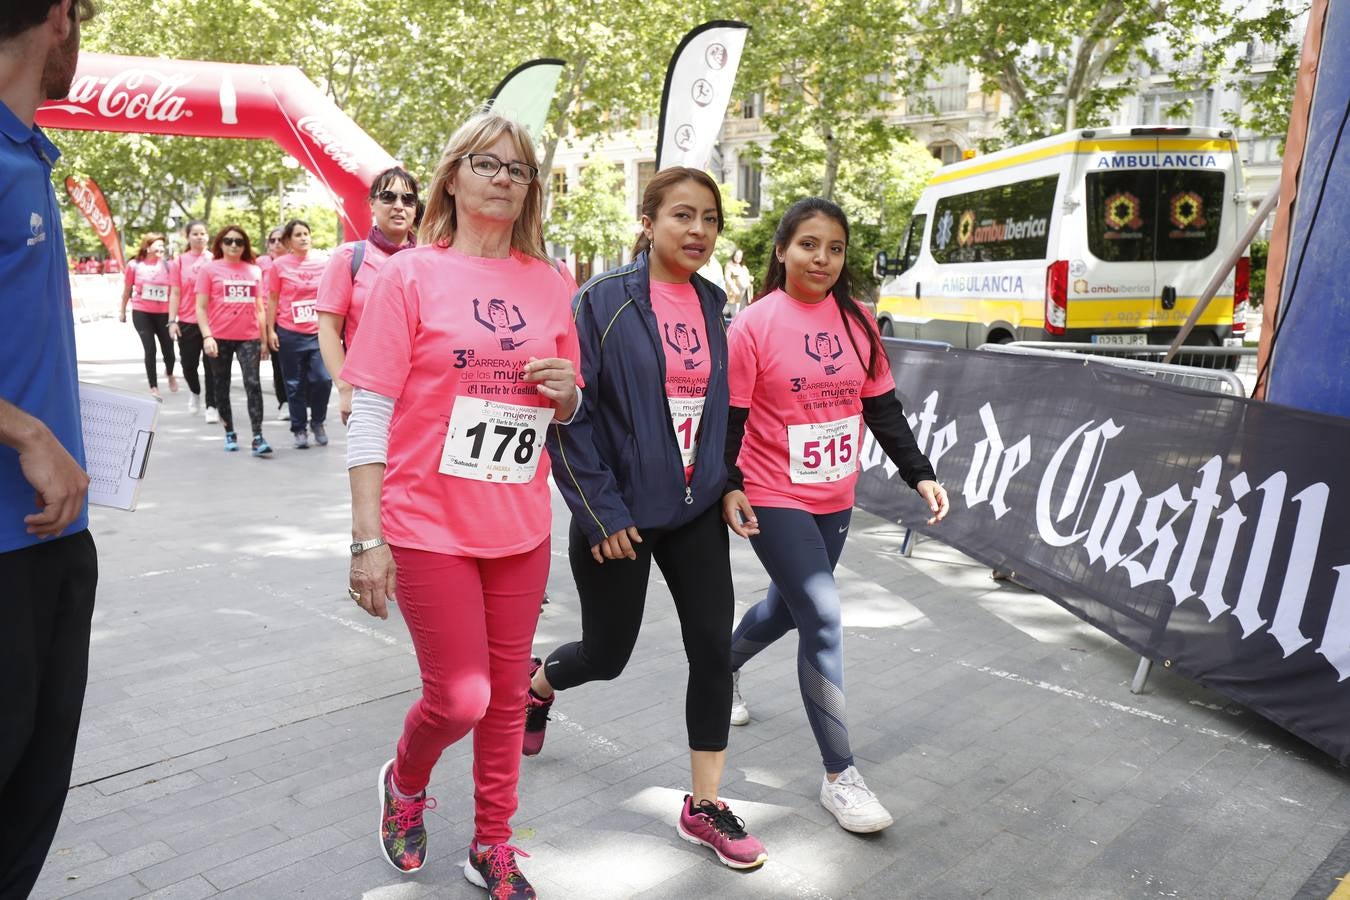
[195,259,264,341]
[650,280,711,482]
[728,288,896,514]
[257,254,274,272]
[341,244,583,558]
[316,240,394,345]
[125,259,173,313]
[169,250,211,324]
[267,251,327,335]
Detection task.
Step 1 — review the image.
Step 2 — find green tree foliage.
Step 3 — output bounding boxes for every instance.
[547,156,633,265]
[730,0,910,203]
[726,140,938,298]
[909,0,1307,146]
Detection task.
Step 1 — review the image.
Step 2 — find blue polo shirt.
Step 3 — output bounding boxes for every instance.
[0,99,87,552]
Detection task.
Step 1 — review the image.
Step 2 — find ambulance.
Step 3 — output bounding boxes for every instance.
[874,127,1250,348]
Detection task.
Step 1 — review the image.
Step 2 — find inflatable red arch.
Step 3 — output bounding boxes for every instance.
[37,53,399,240]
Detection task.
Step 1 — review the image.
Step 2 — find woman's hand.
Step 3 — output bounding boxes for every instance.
[349,543,396,619]
[916,480,950,525]
[267,331,280,352]
[590,526,642,564]
[722,490,759,538]
[338,383,353,425]
[118,309,127,323]
[524,356,578,419]
[203,336,218,358]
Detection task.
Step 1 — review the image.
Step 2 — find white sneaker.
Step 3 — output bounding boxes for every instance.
[276,405,290,422]
[204,406,219,424]
[820,766,894,833]
[730,671,749,726]
[187,394,201,414]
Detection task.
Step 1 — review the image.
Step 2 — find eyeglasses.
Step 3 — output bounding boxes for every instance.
[377,190,418,207]
[461,154,537,186]
[221,237,246,247]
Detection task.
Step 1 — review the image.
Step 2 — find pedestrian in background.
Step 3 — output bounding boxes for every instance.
[0,2,99,895]
[168,219,219,422]
[317,167,419,426]
[120,232,178,397]
[195,225,272,457]
[266,218,332,448]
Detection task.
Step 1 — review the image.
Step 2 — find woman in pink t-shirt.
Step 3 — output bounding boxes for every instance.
[167,220,218,421]
[119,233,177,397]
[194,225,272,457]
[341,112,579,894]
[317,167,420,426]
[721,198,949,834]
[266,219,332,448]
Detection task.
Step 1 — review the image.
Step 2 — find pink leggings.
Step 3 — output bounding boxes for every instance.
[389,540,548,846]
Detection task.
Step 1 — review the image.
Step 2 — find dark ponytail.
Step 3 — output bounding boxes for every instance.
[761,197,886,380]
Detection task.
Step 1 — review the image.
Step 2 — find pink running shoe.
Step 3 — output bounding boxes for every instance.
[377,758,437,874]
[522,657,553,757]
[677,794,767,869]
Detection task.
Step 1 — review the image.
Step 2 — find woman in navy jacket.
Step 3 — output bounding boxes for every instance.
[531,168,767,870]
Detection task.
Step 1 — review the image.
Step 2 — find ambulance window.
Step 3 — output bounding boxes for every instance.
[902,214,927,269]
[1155,171,1224,260]
[1086,171,1156,262]
[929,176,1056,264]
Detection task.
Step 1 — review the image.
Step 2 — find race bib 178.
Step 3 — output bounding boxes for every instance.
[439,397,554,483]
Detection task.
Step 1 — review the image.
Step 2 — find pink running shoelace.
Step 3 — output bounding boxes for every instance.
[388,793,437,831]
[479,843,531,879]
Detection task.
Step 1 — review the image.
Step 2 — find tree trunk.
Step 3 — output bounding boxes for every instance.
[202,177,217,224]
[821,129,841,202]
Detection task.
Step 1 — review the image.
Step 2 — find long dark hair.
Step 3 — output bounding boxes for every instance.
[632,167,724,257]
[762,197,886,380]
[211,225,256,263]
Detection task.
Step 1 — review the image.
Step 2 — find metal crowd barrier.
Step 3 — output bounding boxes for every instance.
[984,342,1256,397]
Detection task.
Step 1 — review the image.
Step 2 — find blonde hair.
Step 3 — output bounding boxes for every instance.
[418,112,548,263]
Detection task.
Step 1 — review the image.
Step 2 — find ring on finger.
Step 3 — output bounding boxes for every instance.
[347,587,361,602]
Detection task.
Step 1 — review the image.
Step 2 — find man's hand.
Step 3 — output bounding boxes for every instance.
[19,427,89,538]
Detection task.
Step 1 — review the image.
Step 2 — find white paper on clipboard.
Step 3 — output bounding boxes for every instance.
[79,382,160,510]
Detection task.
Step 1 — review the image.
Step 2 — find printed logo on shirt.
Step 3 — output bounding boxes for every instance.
[804,331,847,375]
[663,322,705,370]
[472,297,531,351]
[27,212,46,247]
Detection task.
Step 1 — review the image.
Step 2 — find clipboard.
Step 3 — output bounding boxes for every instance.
[79,382,161,510]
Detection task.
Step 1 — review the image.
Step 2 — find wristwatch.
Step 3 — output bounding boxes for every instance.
[350,537,387,556]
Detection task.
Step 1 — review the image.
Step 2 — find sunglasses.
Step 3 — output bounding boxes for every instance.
[377,190,418,207]
[221,237,246,247]
[267,237,281,244]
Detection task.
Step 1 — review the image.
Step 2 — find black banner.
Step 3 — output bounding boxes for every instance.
[857,343,1350,764]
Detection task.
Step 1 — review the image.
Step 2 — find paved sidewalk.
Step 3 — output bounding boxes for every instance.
[27,320,1350,899]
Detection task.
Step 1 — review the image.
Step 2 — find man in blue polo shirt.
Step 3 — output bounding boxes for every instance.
[0,1,98,896]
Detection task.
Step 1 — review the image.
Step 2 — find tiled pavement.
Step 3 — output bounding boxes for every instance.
[27,321,1350,898]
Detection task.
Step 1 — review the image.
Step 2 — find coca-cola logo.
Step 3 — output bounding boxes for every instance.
[65,180,114,237]
[297,116,360,174]
[58,69,193,122]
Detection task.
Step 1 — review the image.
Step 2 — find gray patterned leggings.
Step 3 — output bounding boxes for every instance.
[208,339,263,436]
[731,505,854,773]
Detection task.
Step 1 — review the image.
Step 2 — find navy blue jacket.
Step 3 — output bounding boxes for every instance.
[546,251,730,548]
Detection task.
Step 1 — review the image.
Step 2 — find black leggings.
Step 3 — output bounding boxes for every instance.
[175,323,220,406]
[131,310,174,388]
[543,501,734,751]
[207,339,263,436]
